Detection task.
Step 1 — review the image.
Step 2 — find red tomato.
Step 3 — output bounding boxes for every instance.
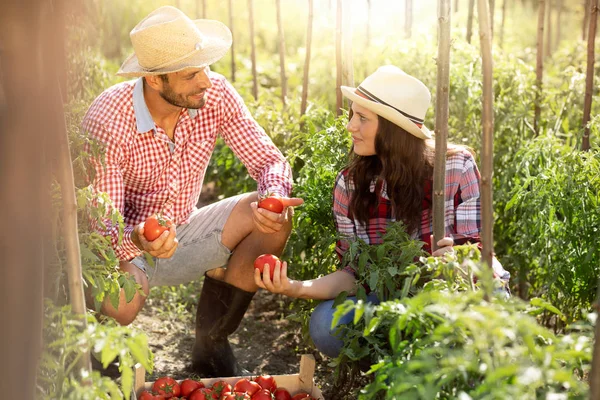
[144,214,172,241]
[188,388,214,400]
[253,254,280,276]
[251,389,274,400]
[258,196,284,214]
[211,380,232,398]
[233,378,262,396]
[152,376,181,398]
[254,375,277,392]
[139,391,165,400]
[273,388,292,400]
[221,393,251,400]
[180,379,205,397]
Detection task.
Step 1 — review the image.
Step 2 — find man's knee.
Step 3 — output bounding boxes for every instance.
[100,261,149,326]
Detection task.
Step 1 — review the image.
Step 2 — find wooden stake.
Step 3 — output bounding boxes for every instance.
[342,0,354,90]
[301,0,314,118]
[433,0,451,251]
[489,0,495,37]
[534,0,545,136]
[467,0,475,43]
[455,0,460,12]
[584,0,591,41]
[276,0,287,105]
[556,0,562,49]
[477,0,495,270]
[203,0,207,18]
[406,0,413,38]
[499,0,508,48]
[545,0,552,58]
[248,0,258,100]
[229,0,236,82]
[582,0,597,151]
[336,0,343,115]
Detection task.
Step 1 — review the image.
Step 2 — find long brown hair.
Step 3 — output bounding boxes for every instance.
[347,112,467,234]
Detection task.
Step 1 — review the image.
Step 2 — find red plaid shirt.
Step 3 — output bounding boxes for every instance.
[83,72,292,261]
[334,150,482,275]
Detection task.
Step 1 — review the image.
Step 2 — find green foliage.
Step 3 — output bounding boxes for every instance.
[496,136,600,324]
[38,302,153,400]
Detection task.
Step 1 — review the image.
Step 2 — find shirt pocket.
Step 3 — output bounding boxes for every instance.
[123,137,171,189]
[179,139,214,182]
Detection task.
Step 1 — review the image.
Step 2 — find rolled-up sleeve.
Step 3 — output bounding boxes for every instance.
[219,80,292,197]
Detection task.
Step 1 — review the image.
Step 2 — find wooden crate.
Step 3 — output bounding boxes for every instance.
[132,354,324,399]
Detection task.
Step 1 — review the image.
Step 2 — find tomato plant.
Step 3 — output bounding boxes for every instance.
[233,378,261,396]
[254,374,277,392]
[144,214,171,241]
[152,376,181,398]
[273,388,292,400]
[254,254,280,276]
[258,195,284,214]
[180,379,204,397]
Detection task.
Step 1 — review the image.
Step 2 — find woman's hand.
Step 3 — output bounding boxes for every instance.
[431,236,454,257]
[254,259,298,297]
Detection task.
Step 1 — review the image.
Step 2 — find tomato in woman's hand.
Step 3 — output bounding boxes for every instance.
[254,374,277,392]
[180,379,204,397]
[254,254,280,276]
[144,214,172,241]
[258,195,284,214]
[152,376,181,398]
[273,388,292,400]
[233,378,261,396]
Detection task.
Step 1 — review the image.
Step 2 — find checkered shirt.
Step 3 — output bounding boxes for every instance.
[333,150,483,275]
[83,72,292,261]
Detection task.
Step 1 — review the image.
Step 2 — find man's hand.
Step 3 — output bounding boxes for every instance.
[132,220,178,258]
[250,196,304,234]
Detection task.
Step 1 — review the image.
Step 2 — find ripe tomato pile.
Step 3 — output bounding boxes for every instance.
[138,375,316,399]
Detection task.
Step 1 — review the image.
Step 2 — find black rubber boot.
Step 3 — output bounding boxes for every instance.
[191,275,255,377]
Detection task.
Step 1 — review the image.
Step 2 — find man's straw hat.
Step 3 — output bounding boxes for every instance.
[341,65,432,140]
[117,6,232,78]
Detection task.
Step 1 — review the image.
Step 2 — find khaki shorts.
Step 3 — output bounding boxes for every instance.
[131,194,245,287]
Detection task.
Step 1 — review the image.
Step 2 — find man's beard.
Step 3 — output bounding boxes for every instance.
[159,85,206,109]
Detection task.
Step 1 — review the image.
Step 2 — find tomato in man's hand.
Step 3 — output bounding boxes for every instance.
[254,374,277,392]
[258,195,284,214]
[152,376,181,398]
[144,215,172,241]
[273,388,292,400]
[254,254,280,276]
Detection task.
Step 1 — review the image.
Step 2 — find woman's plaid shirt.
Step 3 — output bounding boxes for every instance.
[333,150,484,276]
[83,72,292,261]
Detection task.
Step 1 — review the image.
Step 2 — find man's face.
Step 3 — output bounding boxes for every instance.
[158,66,212,109]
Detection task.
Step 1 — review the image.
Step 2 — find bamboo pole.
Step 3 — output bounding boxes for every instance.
[489,0,495,37]
[534,0,545,136]
[477,0,495,270]
[276,0,287,105]
[467,0,475,43]
[229,0,236,82]
[301,0,314,118]
[248,0,258,100]
[342,0,353,91]
[582,0,597,151]
[584,0,591,41]
[406,0,413,38]
[499,0,508,48]
[545,0,552,58]
[433,0,451,251]
[336,0,343,115]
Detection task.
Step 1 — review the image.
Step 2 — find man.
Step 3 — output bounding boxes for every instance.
[82,6,302,377]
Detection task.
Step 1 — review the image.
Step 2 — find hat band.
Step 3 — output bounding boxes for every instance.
[356,86,424,126]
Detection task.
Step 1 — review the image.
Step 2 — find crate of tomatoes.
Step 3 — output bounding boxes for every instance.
[133,354,324,400]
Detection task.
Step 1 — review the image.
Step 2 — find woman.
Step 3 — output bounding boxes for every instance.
[255,65,510,358]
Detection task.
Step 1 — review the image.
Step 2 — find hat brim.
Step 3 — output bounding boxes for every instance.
[117,19,232,78]
[341,86,432,140]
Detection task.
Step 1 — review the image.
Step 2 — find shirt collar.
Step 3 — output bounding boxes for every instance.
[133,77,198,134]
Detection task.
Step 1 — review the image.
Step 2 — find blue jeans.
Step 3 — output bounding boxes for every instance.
[309,293,380,358]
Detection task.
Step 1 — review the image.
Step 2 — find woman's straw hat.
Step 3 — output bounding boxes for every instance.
[117,6,232,78]
[341,66,432,140]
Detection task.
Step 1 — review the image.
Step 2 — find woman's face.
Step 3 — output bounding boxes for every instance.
[347,102,379,156]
